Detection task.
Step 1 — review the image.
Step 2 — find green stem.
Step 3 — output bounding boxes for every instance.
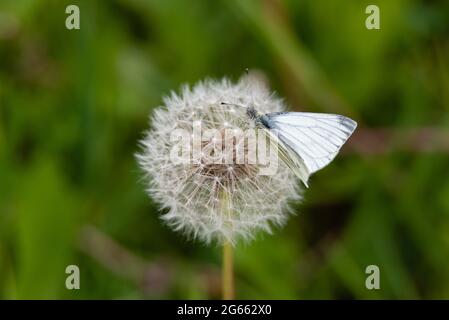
[222,241,234,300]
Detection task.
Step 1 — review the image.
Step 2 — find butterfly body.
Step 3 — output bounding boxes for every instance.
[246,106,274,129]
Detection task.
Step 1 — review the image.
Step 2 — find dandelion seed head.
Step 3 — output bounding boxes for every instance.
[137,75,302,245]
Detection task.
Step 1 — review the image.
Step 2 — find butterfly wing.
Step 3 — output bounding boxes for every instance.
[266,112,357,186]
[262,128,311,187]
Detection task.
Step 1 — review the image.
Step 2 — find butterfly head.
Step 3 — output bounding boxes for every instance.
[246,105,259,120]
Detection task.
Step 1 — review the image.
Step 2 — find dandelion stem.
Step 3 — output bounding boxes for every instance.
[222,241,234,300]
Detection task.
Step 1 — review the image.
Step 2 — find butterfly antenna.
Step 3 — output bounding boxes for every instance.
[220,102,247,110]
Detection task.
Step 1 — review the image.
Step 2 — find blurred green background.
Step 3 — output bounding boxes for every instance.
[1,0,449,299]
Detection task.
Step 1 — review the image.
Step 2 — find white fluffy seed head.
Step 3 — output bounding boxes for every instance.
[137,75,302,245]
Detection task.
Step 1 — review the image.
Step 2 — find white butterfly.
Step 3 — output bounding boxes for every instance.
[246,106,357,187]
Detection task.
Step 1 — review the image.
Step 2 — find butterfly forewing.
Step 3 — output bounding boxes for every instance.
[266,112,357,181]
